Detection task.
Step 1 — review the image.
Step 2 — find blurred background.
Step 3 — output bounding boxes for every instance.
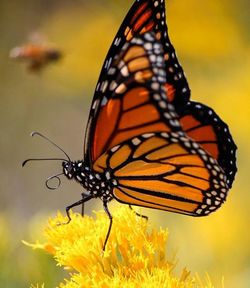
[0,0,249,286]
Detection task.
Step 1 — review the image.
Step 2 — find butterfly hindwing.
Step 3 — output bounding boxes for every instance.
[179,101,237,188]
[93,132,228,216]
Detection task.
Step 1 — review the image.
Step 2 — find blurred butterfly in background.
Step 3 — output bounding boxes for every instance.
[23,0,237,250]
[10,33,62,72]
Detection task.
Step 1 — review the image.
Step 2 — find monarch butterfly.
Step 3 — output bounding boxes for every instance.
[23,0,237,250]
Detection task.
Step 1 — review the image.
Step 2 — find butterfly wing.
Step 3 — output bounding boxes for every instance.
[86,33,182,165]
[84,0,190,161]
[88,33,231,216]
[93,132,228,216]
[111,0,191,108]
[179,101,237,188]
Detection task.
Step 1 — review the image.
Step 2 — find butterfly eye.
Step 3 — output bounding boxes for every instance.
[62,161,69,169]
[63,163,75,180]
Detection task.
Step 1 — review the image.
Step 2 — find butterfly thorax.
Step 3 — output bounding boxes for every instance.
[62,160,116,201]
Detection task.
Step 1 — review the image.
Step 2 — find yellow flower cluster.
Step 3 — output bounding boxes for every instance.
[27,206,215,288]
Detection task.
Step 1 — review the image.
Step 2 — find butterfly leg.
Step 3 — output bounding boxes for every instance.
[129,205,148,220]
[63,194,93,225]
[103,200,113,251]
[81,192,89,217]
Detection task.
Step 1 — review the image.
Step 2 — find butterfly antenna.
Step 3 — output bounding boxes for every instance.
[31,131,71,162]
[22,158,68,167]
[45,172,64,190]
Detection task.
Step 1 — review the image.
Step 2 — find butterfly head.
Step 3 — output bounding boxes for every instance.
[62,161,77,180]
[62,160,88,186]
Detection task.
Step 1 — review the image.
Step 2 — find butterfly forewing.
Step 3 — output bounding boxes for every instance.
[89,33,181,163]
[84,0,190,163]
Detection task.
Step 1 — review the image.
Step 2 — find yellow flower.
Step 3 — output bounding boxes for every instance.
[30,284,45,288]
[27,206,215,287]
